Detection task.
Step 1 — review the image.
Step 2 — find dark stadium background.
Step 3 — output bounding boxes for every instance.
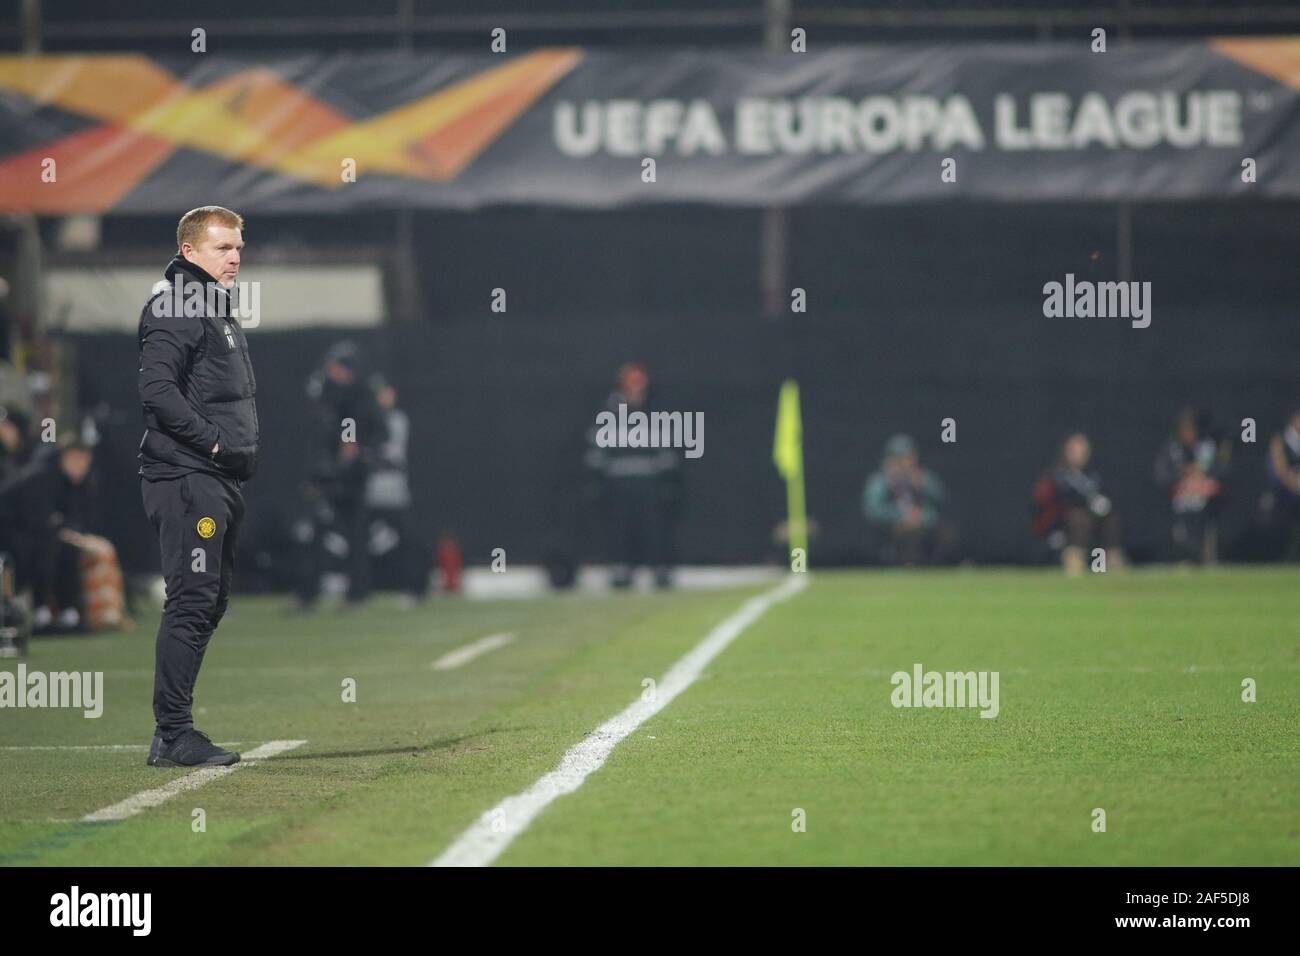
[3,0,1298,576]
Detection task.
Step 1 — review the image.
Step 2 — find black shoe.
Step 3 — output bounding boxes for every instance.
[146,729,240,768]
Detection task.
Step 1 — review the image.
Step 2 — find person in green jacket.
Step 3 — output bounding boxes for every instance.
[863,434,953,565]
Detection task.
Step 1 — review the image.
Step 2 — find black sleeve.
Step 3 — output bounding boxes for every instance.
[138,307,220,455]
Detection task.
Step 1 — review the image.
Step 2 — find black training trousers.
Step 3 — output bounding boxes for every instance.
[141,471,244,740]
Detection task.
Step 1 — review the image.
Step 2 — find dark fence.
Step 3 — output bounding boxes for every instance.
[71,199,1300,578]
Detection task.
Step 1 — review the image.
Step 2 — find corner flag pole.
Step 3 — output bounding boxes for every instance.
[772,379,807,561]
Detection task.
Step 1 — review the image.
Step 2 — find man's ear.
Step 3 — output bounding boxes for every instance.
[180,242,194,262]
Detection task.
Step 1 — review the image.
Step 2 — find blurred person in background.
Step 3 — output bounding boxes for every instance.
[301,342,388,608]
[1034,432,1124,576]
[365,379,430,604]
[0,405,32,483]
[1154,409,1228,564]
[585,361,681,589]
[0,436,96,631]
[1263,408,1300,560]
[863,434,953,566]
[24,371,60,469]
[0,359,34,482]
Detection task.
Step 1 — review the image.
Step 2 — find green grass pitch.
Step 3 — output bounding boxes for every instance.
[1,567,1296,866]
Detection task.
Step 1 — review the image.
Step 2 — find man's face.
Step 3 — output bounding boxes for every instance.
[326,360,354,386]
[891,450,918,475]
[182,224,243,288]
[1064,435,1091,469]
[619,368,649,406]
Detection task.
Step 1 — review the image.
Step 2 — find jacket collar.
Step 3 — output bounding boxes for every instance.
[162,254,236,310]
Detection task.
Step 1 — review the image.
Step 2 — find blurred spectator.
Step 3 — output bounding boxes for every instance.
[0,437,96,631]
[1033,432,1124,576]
[863,434,953,565]
[365,380,430,603]
[1154,409,1228,563]
[0,406,32,484]
[0,359,34,483]
[25,371,59,470]
[298,342,389,608]
[1263,409,1300,560]
[585,361,681,589]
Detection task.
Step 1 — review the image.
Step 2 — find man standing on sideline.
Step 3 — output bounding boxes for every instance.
[137,206,258,767]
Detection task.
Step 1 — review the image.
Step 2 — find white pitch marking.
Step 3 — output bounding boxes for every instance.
[430,574,808,867]
[80,739,306,822]
[432,632,516,671]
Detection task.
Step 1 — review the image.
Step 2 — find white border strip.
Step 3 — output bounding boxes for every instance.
[81,739,306,822]
[430,574,807,867]
[432,633,516,671]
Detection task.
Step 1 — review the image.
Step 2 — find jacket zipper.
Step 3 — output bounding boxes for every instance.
[226,317,260,444]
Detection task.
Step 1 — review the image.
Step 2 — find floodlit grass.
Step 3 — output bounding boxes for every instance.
[1,568,1295,865]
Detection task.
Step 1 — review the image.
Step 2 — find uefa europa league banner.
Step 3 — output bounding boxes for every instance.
[2,39,1298,212]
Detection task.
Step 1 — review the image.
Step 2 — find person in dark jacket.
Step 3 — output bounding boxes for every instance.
[0,437,95,631]
[137,205,258,768]
[584,362,682,589]
[297,343,388,608]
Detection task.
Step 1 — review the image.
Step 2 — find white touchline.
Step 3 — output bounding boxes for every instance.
[80,740,307,822]
[430,574,808,867]
[432,632,517,671]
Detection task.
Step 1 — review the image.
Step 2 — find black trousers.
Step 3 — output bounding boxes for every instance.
[11,531,81,611]
[141,472,244,740]
[606,478,673,586]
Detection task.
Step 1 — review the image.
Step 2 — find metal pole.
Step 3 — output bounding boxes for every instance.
[393,209,420,322]
[1117,203,1133,284]
[21,0,41,54]
[761,0,790,320]
[397,0,414,51]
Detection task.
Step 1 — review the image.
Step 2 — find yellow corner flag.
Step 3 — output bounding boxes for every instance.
[773,379,807,562]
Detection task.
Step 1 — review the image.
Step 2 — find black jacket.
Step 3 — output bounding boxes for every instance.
[137,255,259,482]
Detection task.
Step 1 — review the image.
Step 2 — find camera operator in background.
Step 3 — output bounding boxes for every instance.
[863,434,954,566]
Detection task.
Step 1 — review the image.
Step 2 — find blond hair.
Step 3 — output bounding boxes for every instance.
[177,205,244,252]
